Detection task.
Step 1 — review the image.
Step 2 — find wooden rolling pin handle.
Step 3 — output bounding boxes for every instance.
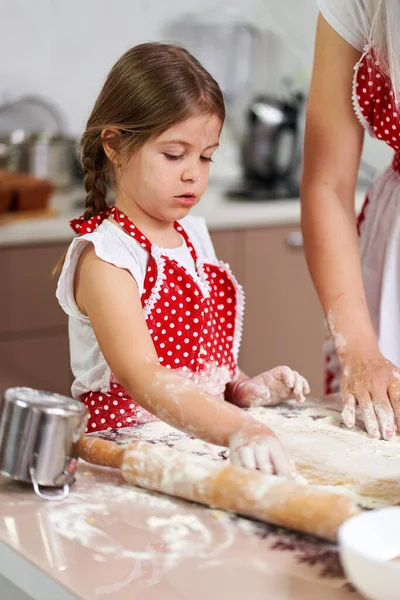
[76,436,124,469]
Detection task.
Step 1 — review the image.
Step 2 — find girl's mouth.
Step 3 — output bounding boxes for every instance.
[174,194,197,205]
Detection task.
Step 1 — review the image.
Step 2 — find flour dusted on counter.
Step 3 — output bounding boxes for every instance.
[99,396,400,509]
[97,418,227,460]
[247,399,400,509]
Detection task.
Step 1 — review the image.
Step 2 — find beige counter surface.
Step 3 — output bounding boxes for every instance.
[0,421,365,600]
[0,183,368,248]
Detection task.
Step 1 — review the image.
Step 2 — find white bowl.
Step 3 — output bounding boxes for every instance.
[338,507,400,600]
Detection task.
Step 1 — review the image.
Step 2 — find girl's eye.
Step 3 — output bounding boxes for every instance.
[164,154,182,161]
[201,156,213,163]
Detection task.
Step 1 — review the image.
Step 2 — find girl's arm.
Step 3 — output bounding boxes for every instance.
[301,14,400,439]
[74,245,296,476]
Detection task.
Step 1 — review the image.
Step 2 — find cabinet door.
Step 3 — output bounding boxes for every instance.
[0,332,72,398]
[209,230,245,284]
[0,244,68,336]
[240,226,325,397]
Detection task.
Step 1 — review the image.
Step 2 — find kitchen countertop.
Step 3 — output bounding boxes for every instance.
[0,416,364,600]
[0,183,369,248]
[0,464,363,600]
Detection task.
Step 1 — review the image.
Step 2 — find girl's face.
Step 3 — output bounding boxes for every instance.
[116,112,221,223]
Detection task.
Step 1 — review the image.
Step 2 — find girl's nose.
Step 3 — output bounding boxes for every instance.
[182,167,200,183]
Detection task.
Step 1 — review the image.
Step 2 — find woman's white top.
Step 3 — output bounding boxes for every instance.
[317,0,367,51]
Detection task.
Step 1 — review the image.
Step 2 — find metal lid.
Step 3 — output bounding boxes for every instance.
[3,387,86,417]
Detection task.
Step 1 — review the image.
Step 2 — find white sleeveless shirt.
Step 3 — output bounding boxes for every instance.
[56,215,217,399]
[317,0,367,51]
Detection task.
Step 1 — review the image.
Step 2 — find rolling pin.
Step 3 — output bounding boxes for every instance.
[76,436,361,541]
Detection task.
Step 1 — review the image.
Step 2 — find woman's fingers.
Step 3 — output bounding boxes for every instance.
[370,393,395,440]
[348,387,396,440]
[388,381,400,430]
[341,357,400,440]
[341,393,356,428]
[357,390,380,439]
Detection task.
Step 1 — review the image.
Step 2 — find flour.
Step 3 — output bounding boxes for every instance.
[175,362,231,396]
[108,395,400,509]
[45,466,237,591]
[327,310,347,355]
[145,512,236,573]
[122,442,222,498]
[247,398,400,509]
[146,514,212,566]
[45,478,180,560]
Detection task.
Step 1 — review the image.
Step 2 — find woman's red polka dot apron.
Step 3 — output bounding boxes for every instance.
[325,46,400,393]
[70,207,244,432]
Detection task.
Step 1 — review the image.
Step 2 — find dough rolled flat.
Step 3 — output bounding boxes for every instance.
[77,437,361,541]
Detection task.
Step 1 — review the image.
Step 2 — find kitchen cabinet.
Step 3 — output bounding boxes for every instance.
[0,332,70,397]
[0,245,68,336]
[210,226,325,398]
[208,229,246,283]
[0,223,325,401]
[0,243,72,397]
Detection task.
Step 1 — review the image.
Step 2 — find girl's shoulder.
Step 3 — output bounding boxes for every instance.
[317,0,368,52]
[56,220,148,318]
[66,220,147,278]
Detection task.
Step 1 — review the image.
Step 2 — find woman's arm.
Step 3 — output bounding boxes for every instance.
[74,245,296,475]
[301,14,400,438]
[302,14,369,356]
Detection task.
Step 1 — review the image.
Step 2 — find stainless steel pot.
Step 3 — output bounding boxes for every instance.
[2,130,77,189]
[0,387,88,501]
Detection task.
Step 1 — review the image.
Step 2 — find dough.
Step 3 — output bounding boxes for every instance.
[95,395,400,509]
[248,396,400,509]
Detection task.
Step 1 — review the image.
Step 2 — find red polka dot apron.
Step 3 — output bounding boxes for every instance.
[70,207,244,432]
[325,46,400,394]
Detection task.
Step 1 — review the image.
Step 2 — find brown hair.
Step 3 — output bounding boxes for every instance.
[53,42,225,276]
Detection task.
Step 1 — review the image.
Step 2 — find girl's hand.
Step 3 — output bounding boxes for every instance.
[228,422,297,477]
[341,353,400,440]
[227,366,310,408]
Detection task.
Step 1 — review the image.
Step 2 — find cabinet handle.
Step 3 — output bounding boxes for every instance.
[286,231,303,249]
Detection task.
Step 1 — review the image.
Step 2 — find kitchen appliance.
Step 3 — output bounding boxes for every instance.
[1,130,77,190]
[0,95,78,189]
[164,9,263,110]
[0,387,88,500]
[227,91,306,200]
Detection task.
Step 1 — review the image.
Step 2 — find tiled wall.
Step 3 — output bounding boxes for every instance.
[0,0,391,170]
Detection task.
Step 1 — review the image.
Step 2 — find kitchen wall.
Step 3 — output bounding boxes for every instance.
[0,0,391,173]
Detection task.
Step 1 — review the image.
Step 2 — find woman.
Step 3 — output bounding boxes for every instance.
[301,0,400,440]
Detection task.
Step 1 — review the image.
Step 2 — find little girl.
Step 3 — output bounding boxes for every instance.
[56,42,310,476]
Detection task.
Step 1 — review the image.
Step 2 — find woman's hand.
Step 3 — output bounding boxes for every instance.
[229,421,297,477]
[227,366,310,408]
[341,353,400,440]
